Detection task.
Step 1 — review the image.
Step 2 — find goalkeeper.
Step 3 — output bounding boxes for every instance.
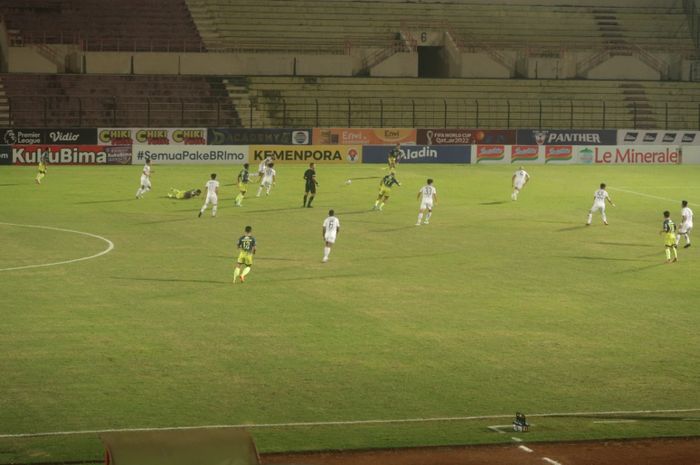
[168,188,202,199]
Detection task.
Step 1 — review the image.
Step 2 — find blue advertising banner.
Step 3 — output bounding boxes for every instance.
[363,145,470,164]
[0,145,10,164]
[207,128,311,145]
[517,129,617,146]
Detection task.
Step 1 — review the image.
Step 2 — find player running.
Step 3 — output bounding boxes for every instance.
[234,163,250,207]
[303,162,317,208]
[661,210,678,263]
[168,188,202,199]
[388,143,401,170]
[35,151,48,185]
[233,225,256,283]
[373,171,400,211]
[135,158,152,199]
[199,173,220,218]
[256,163,277,197]
[416,178,438,225]
[586,183,615,226]
[676,200,693,248]
[511,166,530,201]
[258,156,273,177]
[322,209,340,263]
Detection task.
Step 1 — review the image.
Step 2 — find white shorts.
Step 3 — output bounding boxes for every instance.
[204,194,218,206]
[261,177,273,187]
[420,200,433,210]
[678,224,692,234]
[324,234,336,244]
[590,202,605,213]
[514,182,525,190]
[140,176,151,189]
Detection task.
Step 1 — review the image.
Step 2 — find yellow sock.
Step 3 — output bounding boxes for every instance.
[241,266,251,277]
[665,248,671,260]
[233,267,241,281]
[673,247,678,259]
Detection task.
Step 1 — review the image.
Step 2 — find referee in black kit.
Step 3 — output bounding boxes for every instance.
[302,162,318,208]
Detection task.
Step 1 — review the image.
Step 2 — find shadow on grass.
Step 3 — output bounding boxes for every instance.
[369,226,416,233]
[598,241,655,248]
[479,201,508,205]
[75,198,136,204]
[274,273,365,282]
[557,225,588,232]
[616,262,668,274]
[111,276,229,284]
[564,256,648,262]
[336,209,374,216]
[0,183,22,187]
[208,255,298,262]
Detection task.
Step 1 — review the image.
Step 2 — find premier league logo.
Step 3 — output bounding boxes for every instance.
[3,129,16,144]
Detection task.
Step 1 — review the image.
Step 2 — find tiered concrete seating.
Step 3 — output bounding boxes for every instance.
[0,0,205,51]
[1,74,239,127]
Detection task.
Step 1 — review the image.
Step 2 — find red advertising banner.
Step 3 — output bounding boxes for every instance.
[12,145,109,165]
[475,145,507,163]
[417,129,516,145]
[312,128,416,145]
[544,146,574,163]
[511,145,540,163]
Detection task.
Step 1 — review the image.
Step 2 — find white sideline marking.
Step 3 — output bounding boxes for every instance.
[511,437,523,442]
[593,419,637,424]
[518,445,533,453]
[543,458,562,465]
[607,187,685,204]
[0,222,114,272]
[0,407,698,439]
[487,425,511,434]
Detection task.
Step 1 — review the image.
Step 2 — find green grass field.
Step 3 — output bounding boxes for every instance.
[1,163,699,462]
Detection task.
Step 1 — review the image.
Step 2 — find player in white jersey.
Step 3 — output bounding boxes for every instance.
[198,173,220,218]
[416,178,438,225]
[511,166,530,201]
[256,163,277,197]
[676,200,693,248]
[258,156,273,176]
[586,183,615,225]
[322,209,340,262]
[135,158,152,199]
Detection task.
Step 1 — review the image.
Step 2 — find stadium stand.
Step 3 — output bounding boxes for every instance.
[0,74,239,127]
[0,0,205,51]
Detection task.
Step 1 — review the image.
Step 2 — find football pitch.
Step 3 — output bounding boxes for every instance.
[1,163,699,462]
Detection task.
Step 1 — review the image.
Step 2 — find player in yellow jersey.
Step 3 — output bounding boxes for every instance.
[387,143,401,170]
[235,163,250,207]
[661,210,678,263]
[168,188,202,199]
[373,171,400,211]
[35,152,48,184]
[233,225,256,283]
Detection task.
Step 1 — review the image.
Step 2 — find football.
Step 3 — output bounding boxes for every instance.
[346,179,352,184]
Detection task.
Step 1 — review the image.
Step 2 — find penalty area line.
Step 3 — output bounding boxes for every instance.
[0,222,114,272]
[0,407,699,439]
[607,187,693,204]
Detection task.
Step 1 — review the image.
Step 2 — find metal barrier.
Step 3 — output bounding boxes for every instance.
[8,96,700,130]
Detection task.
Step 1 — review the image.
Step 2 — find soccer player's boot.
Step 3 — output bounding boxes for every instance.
[684,243,691,248]
[672,257,678,262]
[423,221,429,225]
[239,274,246,283]
[198,211,202,218]
[322,257,328,263]
[604,221,609,225]
[415,222,421,226]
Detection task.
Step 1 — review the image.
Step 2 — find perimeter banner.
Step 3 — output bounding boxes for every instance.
[618,130,700,145]
[208,128,311,145]
[0,128,97,145]
[576,145,680,164]
[312,128,416,145]
[0,145,11,165]
[517,129,617,145]
[250,145,361,163]
[12,145,108,164]
[98,128,207,145]
[363,145,470,163]
[132,145,248,164]
[417,129,515,145]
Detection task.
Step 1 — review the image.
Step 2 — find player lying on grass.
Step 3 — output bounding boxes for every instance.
[168,188,202,199]
[234,225,256,284]
[662,210,678,263]
[198,173,219,217]
[373,171,400,211]
[676,200,693,248]
[586,183,615,226]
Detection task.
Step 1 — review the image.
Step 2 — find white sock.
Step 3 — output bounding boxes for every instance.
[512,191,517,200]
[417,213,423,223]
[684,233,690,244]
[602,212,607,223]
[676,234,681,246]
[256,187,263,197]
[587,213,592,224]
[323,247,330,259]
[136,188,142,197]
[212,205,217,216]
[425,212,432,222]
